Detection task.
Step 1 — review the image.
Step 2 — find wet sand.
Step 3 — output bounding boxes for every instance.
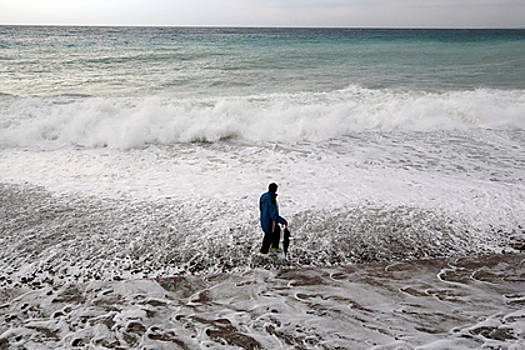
[1,253,524,349]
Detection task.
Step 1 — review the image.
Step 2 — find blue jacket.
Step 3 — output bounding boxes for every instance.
[260,191,287,234]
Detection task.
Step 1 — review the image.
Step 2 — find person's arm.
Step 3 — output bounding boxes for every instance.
[269,200,287,226]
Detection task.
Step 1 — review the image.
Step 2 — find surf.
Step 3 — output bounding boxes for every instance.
[1,86,524,149]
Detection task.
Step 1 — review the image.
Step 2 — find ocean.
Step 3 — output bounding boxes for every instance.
[1,26,524,349]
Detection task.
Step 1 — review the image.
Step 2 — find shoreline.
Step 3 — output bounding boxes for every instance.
[1,252,524,348]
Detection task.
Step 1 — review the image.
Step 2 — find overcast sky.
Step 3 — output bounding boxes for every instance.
[1,0,524,28]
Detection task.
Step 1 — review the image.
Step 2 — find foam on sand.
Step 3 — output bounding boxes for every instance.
[1,254,524,349]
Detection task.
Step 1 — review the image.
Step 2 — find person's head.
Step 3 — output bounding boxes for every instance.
[269,182,278,194]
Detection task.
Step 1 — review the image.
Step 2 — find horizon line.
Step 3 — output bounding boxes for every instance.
[1,24,524,30]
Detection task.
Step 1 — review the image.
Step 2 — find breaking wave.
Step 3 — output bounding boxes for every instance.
[1,86,524,149]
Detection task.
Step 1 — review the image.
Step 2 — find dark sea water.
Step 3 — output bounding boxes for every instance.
[1,27,524,349]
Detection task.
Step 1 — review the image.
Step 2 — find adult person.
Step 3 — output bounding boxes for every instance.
[259,182,288,254]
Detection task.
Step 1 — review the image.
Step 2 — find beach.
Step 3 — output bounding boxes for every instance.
[1,26,524,348]
[1,247,524,349]
[1,176,524,348]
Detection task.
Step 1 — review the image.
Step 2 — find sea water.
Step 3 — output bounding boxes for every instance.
[0,26,524,349]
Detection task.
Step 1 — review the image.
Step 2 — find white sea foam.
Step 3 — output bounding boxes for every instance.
[1,86,523,149]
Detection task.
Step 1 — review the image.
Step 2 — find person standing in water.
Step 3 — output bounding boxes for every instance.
[259,182,288,254]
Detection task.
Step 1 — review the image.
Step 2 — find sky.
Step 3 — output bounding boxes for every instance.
[1,0,524,28]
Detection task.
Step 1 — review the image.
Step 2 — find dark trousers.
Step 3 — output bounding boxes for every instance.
[260,225,281,253]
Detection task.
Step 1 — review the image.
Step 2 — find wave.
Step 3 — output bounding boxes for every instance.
[1,86,524,149]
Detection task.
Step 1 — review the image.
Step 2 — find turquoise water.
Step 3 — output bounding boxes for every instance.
[1,27,524,97]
